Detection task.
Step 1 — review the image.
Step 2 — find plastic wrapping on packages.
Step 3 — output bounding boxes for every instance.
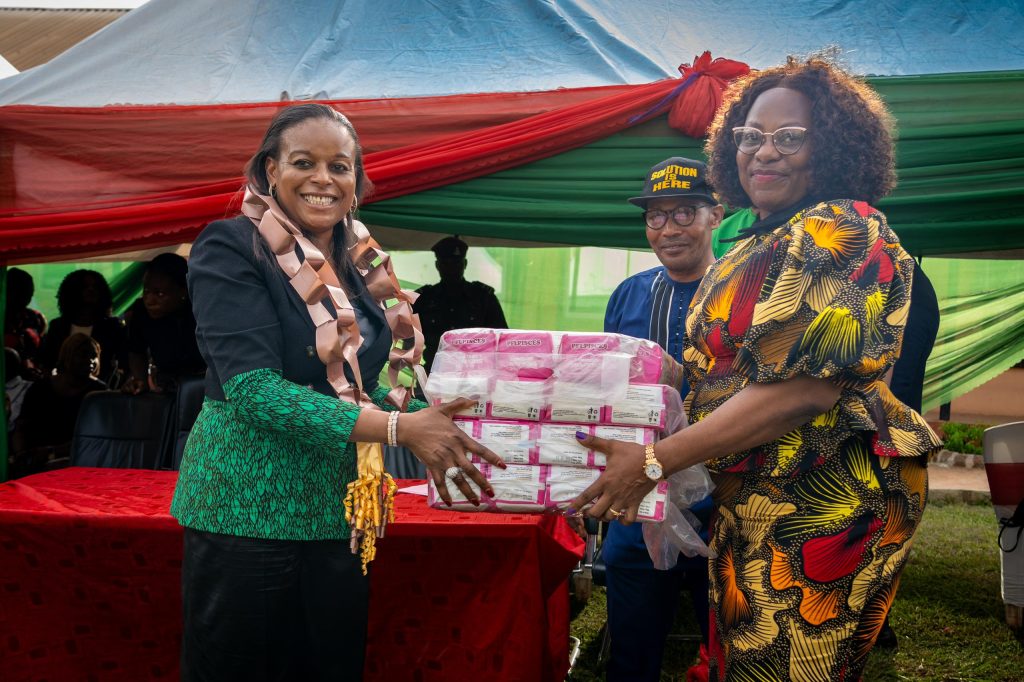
[489,380,547,421]
[537,423,593,467]
[432,328,684,388]
[427,374,490,417]
[592,425,658,467]
[642,465,715,568]
[635,482,671,522]
[605,383,686,432]
[545,466,601,506]
[429,370,684,433]
[487,464,547,511]
[461,419,539,465]
[424,328,693,524]
[496,330,556,381]
[427,472,489,511]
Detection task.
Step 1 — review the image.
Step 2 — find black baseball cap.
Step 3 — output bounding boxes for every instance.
[628,157,716,209]
[431,236,468,259]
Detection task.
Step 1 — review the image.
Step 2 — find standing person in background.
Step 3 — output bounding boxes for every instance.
[875,259,940,648]
[171,103,504,682]
[889,262,940,415]
[414,236,508,371]
[37,270,128,385]
[122,253,206,394]
[572,55,942,680]
[4,268,46,375]
[602,157,721,681]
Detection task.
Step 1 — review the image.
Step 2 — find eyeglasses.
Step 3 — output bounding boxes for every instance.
[643,204,709,230]
[732,126,808,155]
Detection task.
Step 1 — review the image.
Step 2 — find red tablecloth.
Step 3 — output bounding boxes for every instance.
[0,468,583,682]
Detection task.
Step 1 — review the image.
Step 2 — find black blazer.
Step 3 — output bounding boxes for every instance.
[187,216,389,401]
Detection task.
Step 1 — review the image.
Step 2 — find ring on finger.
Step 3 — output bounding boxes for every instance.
[608,509,623,518]
[444,466,464,481]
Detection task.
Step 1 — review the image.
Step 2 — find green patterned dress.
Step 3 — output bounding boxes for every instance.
[172,371,423,540]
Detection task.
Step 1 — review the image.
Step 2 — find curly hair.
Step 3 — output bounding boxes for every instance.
[705,54,896,209]
[56,270,113,318]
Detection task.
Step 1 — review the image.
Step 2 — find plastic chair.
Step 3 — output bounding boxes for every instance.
[70,391,175,469]
[983,421,1024,628]
[167,375,207,470]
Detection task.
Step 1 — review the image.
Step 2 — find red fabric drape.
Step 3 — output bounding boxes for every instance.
[0,54,747,262]
[668,52,751,138]
[0,468,584,681]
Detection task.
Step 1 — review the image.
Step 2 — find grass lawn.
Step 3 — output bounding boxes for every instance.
[568,500,1024,681]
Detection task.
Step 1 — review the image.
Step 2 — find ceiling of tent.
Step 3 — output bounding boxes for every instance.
[1,0,1023,106]
[0,0,1022,261]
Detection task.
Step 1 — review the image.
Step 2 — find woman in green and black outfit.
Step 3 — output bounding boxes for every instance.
[171,104,502,681]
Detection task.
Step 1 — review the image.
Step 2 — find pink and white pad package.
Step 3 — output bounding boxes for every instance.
[423,329,713,532]
[426,328,687,433]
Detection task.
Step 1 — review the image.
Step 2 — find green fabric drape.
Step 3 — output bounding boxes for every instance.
[361,71,1024,257]
[919,258,1024,413]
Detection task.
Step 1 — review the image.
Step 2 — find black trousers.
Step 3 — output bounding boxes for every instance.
[181,529,369,682]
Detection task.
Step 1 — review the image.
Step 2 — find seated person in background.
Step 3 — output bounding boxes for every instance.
[122,253,205,394]
[414,236,508,371]
[11,334,106,477]
[4,268,46,376]
[5,347,33,432]
[37,270,128,385]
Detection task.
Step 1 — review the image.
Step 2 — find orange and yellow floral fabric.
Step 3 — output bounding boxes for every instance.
[681,198,941,680]
[684,198,941,475]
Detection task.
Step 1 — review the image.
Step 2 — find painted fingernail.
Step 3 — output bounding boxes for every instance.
[496,458,507,469]
[566,507,577,517]
[575,431,587,440]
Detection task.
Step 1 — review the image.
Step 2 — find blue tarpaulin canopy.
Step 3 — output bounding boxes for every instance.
[1,0,1023,106]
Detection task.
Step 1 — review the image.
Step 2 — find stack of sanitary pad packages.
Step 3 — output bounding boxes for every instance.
[425,328,687,522]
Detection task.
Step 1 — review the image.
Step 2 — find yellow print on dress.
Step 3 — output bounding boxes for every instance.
[650,164,698,192]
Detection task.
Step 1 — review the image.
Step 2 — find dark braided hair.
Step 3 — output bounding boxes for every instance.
[705,54,896,209]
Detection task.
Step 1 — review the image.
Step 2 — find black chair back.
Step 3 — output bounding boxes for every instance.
[70,391,175,469]
[383,445,426,480]
[168,375,207,470]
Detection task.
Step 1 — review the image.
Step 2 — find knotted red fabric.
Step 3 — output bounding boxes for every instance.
[668,52,751,138]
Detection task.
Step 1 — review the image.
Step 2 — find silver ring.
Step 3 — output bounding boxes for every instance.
[444,466,464,481]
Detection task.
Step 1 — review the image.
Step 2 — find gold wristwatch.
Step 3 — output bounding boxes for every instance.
[643,443,664,481]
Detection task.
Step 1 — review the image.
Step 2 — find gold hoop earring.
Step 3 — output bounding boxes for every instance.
[349,197,358,215]
[270,184,277,199]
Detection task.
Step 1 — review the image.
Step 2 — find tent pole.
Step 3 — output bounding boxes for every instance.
[0,265,7,482]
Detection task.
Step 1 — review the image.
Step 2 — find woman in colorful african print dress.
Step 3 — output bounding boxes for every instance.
[572,56,941,680]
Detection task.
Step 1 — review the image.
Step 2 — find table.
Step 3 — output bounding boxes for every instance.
[0,468,583,681]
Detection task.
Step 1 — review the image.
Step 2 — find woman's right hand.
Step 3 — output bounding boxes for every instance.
[396,398,506,506]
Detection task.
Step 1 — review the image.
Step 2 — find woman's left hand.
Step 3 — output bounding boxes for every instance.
[569,433,657,524]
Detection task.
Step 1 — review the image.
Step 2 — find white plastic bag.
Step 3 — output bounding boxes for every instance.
[642,464,715,568]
